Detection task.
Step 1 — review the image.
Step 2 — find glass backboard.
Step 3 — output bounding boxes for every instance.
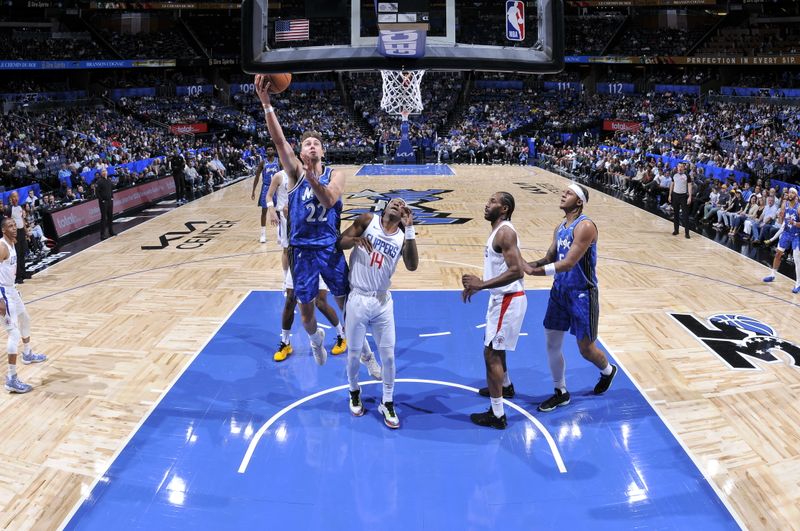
[242,0,564,74]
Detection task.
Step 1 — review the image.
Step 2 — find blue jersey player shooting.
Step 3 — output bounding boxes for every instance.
[523,183,618,412]
[254,74,381,372]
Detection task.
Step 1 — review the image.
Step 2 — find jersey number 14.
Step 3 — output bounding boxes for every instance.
[370,251,384,269]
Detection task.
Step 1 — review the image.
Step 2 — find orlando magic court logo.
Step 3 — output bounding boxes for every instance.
[670,313,800,370]
[343,189,471,225]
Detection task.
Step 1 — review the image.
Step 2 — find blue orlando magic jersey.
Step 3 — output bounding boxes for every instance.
[287,166,342,248]
[783,202,799,235]
[554,214,598,290]
[261,158,280,189]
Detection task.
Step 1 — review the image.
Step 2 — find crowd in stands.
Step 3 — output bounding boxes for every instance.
[729,71,800,89]
[0,27,111,60]
[186,15,240,57]
[541,71,582,83]
[232,85,376,163]
[698,20,800,58]
[97,27,200,60]
[121,94,215,125]
[539,143,795,247]
[0,80,70,94]
[610,26,710,56]
[95,72,164,89]
[650,68,715,85]
[564,16,624,55]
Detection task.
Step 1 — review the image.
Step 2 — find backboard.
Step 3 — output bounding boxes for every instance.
[241,0,564,74]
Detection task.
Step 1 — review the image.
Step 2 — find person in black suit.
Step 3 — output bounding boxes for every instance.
[170,152,186,204]
[94,169,115,240]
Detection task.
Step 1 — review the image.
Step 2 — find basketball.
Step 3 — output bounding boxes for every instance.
[265,73,292,94]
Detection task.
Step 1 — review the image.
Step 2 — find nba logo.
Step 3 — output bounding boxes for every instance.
[505,0,525,42]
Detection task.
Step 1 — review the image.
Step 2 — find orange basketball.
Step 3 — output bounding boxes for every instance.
[265,73,292,94]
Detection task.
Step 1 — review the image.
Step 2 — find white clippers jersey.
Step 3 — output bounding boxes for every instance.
[349,215,405,292]
[274,170,289,210]
[484,220,524,296]
[0,239,16,287]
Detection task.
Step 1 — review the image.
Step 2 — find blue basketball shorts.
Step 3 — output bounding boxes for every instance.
[777,231,800,252]
[289,245,349,303]
[257,185,270,208]
[542,284,599,343]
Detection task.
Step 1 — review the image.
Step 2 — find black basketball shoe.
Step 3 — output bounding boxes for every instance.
[537,389,571,412]
[593,364,618,395]
[470,408,507,430]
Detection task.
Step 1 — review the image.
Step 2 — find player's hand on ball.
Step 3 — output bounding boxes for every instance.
[254,75,272,106]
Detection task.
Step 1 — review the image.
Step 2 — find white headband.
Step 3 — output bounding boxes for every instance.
[791,187,798,195]
[569,183,588,204]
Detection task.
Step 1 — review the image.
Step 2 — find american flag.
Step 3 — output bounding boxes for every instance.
[275,19,310,42]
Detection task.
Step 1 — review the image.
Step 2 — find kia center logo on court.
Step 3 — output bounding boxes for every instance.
[141,220,239,250]
[343,189,470,225]
[670,313,800,370]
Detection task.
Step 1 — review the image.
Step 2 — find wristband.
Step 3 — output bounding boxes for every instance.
[265,201,274,208]
[544,263,556,276]
[405,226,416,240]
[263,106,274,114]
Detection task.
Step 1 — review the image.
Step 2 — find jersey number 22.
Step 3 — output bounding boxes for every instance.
[305,204,328,223]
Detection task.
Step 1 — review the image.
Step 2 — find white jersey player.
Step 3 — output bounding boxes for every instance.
[0,218,46,393]
[338,198,419,428]
[266,169,290,248]
[462,192,527,430]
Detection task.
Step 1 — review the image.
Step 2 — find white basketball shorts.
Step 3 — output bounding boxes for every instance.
[484,291,527,351]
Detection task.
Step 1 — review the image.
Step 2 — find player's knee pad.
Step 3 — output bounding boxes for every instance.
[18,311,30,338]
[545,328,565,353]
[7,327,20,354]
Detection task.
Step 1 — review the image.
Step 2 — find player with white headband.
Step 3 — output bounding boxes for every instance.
[523,182,618,412]
[763,186,800,294]
[337,197,419,429]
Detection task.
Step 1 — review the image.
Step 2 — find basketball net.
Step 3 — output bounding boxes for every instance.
[380,70,425,120]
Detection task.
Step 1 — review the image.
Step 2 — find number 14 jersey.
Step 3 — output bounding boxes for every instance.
[349,214,405,292]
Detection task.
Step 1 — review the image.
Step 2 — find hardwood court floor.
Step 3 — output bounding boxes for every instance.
[1,165,798,530]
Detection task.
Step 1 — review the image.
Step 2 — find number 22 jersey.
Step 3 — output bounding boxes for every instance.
[287,166,342,248]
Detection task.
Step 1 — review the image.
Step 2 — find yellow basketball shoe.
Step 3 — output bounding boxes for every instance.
[331,335,347,355]
[273,341,293,362]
